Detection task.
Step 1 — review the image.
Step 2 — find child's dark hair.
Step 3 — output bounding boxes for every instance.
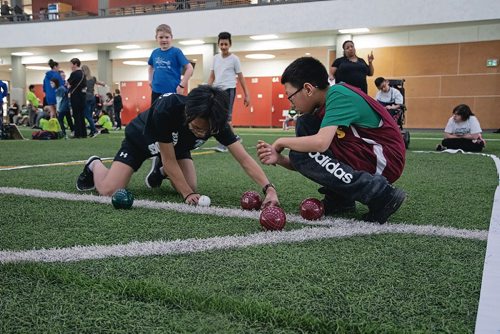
[185,85,228,134]
[115,89,120,94]
[218,31,232,44]
[70,58,81,67]
[29,84,35,90]
[281,57,329,90]
[48,59,58,69]
[374,77,386,88]
[50,77,60,88]
[452,104,474,121]
[106,92,113,99]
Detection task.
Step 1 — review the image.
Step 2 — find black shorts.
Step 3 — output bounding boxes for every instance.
[114,138,192,171]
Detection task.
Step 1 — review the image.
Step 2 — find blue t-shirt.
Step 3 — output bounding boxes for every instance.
[43,70,64,105]
[148,47,189,94]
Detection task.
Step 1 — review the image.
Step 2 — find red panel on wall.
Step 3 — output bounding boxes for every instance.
[119,81,151,125]
[271,77,291,128]
[32,85,44,105]
[233,76,288,128]
[32,0,98,14]
[109,0,166,6]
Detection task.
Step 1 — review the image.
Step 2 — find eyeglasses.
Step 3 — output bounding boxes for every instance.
[188,124,219,137]
[287,87,303,102]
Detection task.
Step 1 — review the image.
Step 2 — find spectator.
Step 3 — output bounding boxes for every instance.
[436,104,485,152]
[7,100,18,124]
[329,40,374,93]
[374,77,404,116]
[26,84,39,127]
[113,89,123,130]
[1,1,11,21]
[207,31,250,153]
[148,24,193,104]
[81,65,105,138]
[56,70,74,137]
[43,59,64,118]
[95,109,113,134]
[0,80,8,115]
[102,92,114,126]
[67,58,87,138]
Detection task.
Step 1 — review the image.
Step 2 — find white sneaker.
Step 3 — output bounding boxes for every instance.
[214,144,228,153]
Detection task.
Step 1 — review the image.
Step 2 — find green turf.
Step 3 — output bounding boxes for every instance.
[1,128,498,333]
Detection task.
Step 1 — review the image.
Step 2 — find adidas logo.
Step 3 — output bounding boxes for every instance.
[309,152,353,184]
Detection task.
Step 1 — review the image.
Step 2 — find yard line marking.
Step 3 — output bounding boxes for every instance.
[415,150,500,333]
[0,151,214,171]
[0,186,488,264]
[0,222,487,264]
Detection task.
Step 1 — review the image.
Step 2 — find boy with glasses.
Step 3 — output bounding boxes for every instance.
[257,57,405,224]
[76,85,279,207]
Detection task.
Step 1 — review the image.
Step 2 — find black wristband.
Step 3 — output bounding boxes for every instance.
[178,84,184,89]
[262,183,275,195]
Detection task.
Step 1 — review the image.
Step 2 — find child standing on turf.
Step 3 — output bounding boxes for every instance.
[257,57,406,224]
[208,31,251,152]
[148,24,193,104]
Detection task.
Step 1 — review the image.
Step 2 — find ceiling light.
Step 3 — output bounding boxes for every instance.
[249,34,278,41]
[179,40,205,46]
[26,65,49,71]
[191,58,198,62]
[116,44,141,50]
[338,28,370,34]
[245,54,276,60]
[11,52,34,56]
[305,52,311,56]
[123,60,148,66]
[60,48,83,53]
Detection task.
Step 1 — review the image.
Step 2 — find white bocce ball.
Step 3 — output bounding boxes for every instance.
[198,195,211,207]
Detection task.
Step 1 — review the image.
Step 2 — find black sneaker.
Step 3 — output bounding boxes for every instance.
[362,187,406,224]
[318,187,356,215]
[322,199,356,215]
[436,144,446,151]
[145,156,165,188]
[76,156,101,191]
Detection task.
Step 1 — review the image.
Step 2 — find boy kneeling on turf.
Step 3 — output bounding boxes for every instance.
[77,85,279,207]
[257,57,405,223]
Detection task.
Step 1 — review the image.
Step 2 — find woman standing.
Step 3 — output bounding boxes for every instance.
[102,92,114,126]
[42,59,64,118]
[67,58,87,138]
[329,40,374,93]
[81,65,106,137]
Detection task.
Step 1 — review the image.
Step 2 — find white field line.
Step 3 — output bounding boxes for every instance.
[0,186,487,265]
[413,150,500,333]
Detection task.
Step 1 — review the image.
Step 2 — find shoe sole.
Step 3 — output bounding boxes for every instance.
[364,189,406,224]
[145,156,161,189]
[75,156,100,191]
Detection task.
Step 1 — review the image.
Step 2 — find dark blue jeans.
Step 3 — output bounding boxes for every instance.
[84,98,97,135]
[288,113,390,206]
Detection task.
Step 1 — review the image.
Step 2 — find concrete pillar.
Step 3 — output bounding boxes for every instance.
[10,56,26,105]
[97,50,112,87]
[202,43,217,83]
[98,0,109,16]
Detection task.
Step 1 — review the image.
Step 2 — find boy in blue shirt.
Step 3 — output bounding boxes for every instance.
[148,24,193,104]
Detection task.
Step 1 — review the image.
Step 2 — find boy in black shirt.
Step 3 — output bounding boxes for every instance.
[76,85,279,206]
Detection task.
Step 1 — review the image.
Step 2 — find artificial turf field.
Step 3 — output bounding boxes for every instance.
[1,127,499,333]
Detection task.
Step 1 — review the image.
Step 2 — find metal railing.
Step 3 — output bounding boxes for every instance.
[0,0,314,24]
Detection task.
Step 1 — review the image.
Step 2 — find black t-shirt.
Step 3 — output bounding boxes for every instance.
[126,93,237,156]
[332,56,370,93]
[67,69,86,95]
[113,95,123,111]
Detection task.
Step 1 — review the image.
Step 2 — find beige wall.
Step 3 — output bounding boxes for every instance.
[362,41,500,129]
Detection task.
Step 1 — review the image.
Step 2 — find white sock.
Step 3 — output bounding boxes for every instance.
[88,159,99,172]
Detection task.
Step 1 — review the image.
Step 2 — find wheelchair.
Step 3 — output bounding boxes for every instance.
[385,79,410,149]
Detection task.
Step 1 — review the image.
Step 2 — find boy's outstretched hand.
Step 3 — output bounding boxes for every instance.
[257,140,279,165]
[262,187,280,208]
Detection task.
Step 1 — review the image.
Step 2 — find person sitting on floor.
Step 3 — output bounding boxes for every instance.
[436,104,485,152]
